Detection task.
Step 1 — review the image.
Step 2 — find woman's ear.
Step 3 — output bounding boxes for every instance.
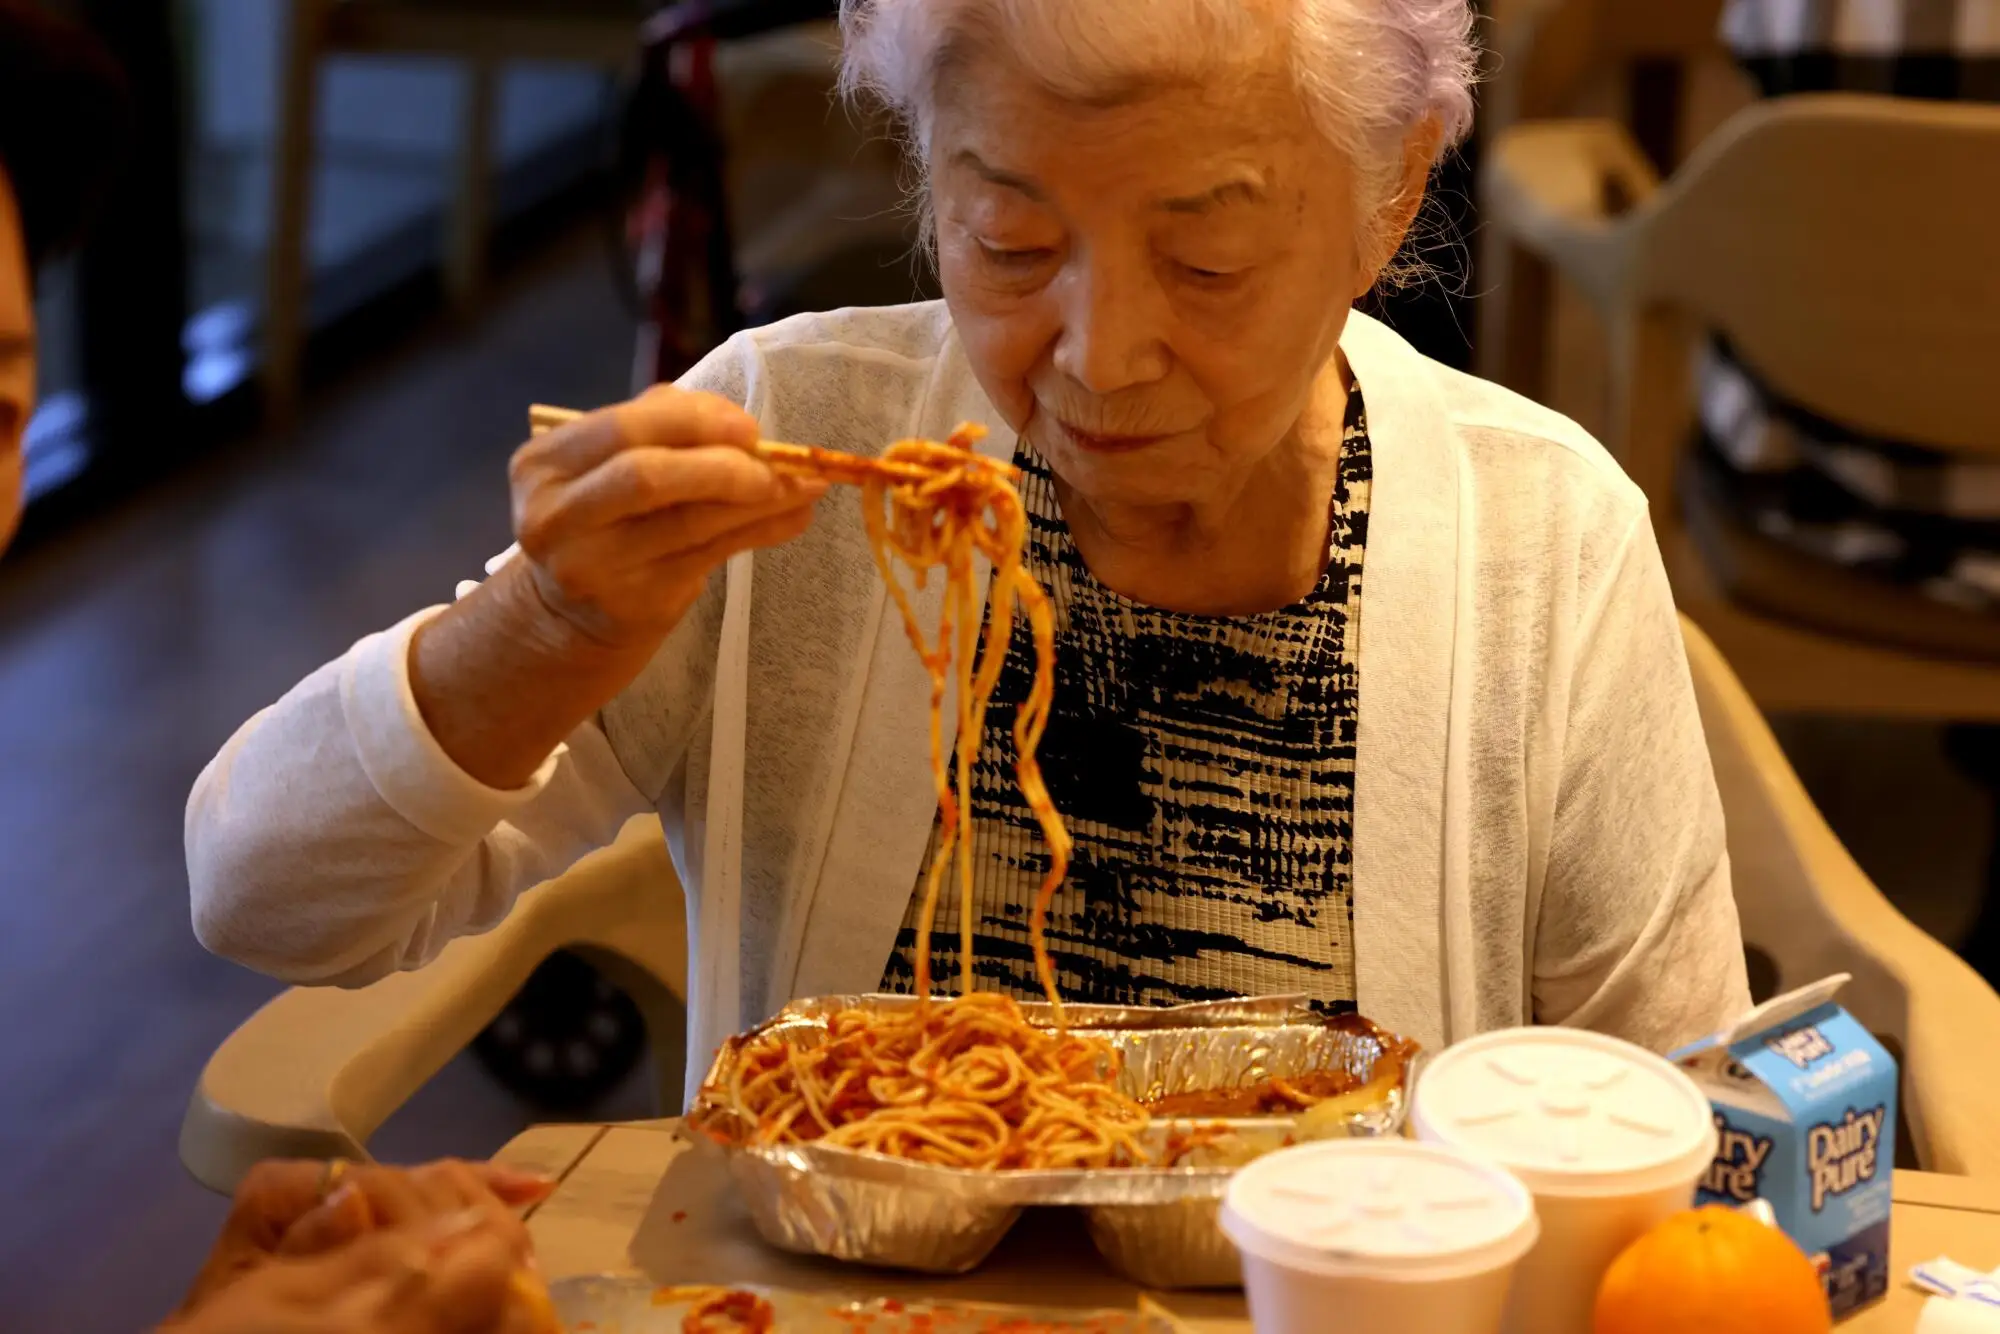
[1354,114,1447,296]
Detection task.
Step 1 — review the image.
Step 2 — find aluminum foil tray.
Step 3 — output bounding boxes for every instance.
[548,1275,1176,1333]
[688,995,1417,1288]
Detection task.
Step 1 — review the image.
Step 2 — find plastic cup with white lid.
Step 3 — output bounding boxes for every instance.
[1218,1138,1540,1334]
[1411,1027,1719,1334]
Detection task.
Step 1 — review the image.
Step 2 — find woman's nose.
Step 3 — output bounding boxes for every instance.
[1051,264,1170,394]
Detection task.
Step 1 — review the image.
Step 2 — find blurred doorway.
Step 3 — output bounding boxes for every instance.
[18,0,617,532]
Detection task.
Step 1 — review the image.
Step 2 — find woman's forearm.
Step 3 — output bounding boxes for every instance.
[409,559,660,791]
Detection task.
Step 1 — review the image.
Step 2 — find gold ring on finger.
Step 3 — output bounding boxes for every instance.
[317,1158,349,1203]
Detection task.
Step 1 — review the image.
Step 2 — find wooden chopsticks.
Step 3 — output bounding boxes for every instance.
[527,403,937,487]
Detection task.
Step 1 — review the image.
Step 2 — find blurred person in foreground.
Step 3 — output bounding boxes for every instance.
[1,5,559,1330]
[156,1158,561,1334]
[188,0,1750,1090]
[0,0,126,547]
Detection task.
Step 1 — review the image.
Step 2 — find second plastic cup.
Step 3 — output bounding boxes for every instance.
[1218,1138,1540,1334]
[1412,1027,1719,1334]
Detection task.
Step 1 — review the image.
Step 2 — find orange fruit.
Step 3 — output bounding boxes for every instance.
[508,1268,563,1334]
[1593,1206,1831,1334]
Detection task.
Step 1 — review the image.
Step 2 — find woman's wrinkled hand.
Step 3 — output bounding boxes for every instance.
[509,385,828,651]
[159,1211,556,1334]
[177,1159,555,1318]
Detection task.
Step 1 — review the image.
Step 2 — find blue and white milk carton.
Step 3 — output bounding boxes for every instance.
[1671,974,1897,1318]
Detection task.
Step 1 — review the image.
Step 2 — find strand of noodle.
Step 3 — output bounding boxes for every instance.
[787,1044,833,1134]
[1009,569,1071,1020]
[951,536,979,995]
[865,471,958,1010]
[952,540,984,992]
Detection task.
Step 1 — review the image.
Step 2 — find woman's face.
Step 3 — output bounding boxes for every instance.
[0,164,32,552]
[930,58,1379,510]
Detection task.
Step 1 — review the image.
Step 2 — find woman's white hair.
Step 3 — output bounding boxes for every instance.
[838,0,1478,264]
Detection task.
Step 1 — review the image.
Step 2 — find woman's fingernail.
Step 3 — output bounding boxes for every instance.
[485,1165,555,1190]
[422,1208,489,1251]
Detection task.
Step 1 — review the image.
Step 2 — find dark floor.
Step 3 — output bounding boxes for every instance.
[0,230,1992,1333]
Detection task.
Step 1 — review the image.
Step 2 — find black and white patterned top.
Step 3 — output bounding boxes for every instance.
[881,383,1371,1012]
[1703,0,2000,611]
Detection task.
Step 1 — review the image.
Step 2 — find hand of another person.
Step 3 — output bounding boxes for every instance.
[509,385,828,651]
[178,1159,555,1317]
[159,1212,557,1334]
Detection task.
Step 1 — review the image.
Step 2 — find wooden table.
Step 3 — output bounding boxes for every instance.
[498,1120,2000,1331]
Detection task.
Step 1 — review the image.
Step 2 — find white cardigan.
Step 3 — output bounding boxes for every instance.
[186,304,1750,1103]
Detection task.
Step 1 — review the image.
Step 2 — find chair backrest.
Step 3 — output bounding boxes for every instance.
[1486,0,1731,138]
[1630,94,2000,458]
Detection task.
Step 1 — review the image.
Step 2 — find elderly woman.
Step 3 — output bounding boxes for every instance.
[187,0,1749,1097]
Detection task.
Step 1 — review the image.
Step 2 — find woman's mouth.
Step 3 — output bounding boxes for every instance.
[1055,422,1170,455]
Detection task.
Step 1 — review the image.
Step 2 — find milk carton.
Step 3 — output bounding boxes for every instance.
[1671,974,1897,1318]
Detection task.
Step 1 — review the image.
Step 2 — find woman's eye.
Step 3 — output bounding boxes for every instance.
[977,241,1056,267]
[1176,261,1247,288]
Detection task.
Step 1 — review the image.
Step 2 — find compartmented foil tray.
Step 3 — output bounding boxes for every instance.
[687,995,1417,1289]
[549,1275,1176,1333]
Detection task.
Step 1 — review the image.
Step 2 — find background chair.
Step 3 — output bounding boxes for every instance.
[1482,94,2000,718]
[264,0,644,422]
[621,8,915,392]
[1482,0,1735,163]
[1477,0,1744,400]
[179,617,2000,1189]
[179,816,687,1193]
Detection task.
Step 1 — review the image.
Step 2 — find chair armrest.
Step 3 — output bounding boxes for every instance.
[1683,620,2000,1177]
[1750,754,2000,1177]
[1483,119,1663,314]
[180,816,685,1193]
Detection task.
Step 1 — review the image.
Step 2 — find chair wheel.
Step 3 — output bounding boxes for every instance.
[472,952,646,1111]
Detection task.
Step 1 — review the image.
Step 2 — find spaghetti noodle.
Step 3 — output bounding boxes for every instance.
[708,423,1149,1171]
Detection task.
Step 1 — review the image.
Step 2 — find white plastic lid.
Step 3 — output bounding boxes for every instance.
[1411,1027,1718,1197]
[1218,1140,1539,1282]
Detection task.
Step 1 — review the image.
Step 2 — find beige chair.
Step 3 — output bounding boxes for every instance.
[1477,0,1745,397]
[1482,0,1733,145]
[178,616,2000,1189]
[179,816,688,1193]
[264,0,641,422]
[1484,94,2000,718]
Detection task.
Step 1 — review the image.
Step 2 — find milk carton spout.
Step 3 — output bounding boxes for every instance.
[1718,975,1852,1047]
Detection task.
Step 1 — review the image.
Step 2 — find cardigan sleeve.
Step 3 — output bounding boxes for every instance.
[1530,513,1752,1050]
[184,606,657,984]
[184,340,755,986]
